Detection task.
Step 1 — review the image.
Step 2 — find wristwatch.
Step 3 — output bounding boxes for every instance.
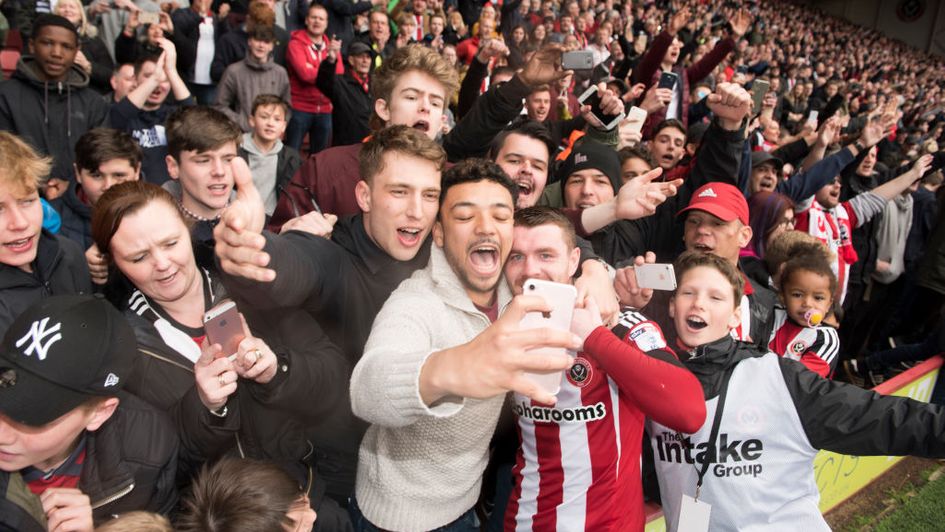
[208,404,228,418]
[854,140,867,153]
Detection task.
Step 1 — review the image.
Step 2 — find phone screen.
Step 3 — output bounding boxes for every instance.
[579,88,622,128]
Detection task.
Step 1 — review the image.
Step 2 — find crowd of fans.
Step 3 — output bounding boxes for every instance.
[2,0,945,530]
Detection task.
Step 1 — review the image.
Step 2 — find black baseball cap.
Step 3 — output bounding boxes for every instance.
[0,296,135,427]
[557,140,622,200]
[750,151,784,172]
[348,41,374,57]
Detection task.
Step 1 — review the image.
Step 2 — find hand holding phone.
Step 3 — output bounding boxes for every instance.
[204,301,245,360]
[561,50,594,70]
[634,263,677,291]
[658,71,679,90]
[578,85,626,131]
[750,79,770,114]
[519,279,578,395]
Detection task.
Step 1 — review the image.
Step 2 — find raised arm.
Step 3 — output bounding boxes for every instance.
[781,358,945,457]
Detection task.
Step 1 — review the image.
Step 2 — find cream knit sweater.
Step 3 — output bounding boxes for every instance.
[350,245,513,531]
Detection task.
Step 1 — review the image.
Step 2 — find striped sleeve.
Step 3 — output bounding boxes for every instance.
[799,327,840,378]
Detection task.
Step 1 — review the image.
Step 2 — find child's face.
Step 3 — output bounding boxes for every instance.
[781,270,833,327]
[0,184,43,272]
[0,405,108,472]
[247,37,274,62]
[670,266,741,348]
[249,105,287,143]
[75,159,141,206]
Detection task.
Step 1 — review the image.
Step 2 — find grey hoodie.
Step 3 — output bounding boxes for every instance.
[241,132,282,215]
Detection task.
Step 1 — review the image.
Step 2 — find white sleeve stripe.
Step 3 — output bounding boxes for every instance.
[814,329,840,364]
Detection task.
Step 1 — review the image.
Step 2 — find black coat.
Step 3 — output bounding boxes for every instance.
[0,57,109,181]
[315,57,371,147]
[172,7,226,83]
[51,179,93,250]
[80,33,114,94]
[321,0,373,52]
[0,231,91,337]
[0,394,179,529]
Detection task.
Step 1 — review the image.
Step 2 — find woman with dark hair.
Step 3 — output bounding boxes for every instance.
[506,24,527,68]
[745,191,796,258]
[742,190,795,287]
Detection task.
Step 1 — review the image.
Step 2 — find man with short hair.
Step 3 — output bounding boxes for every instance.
[110,40,194,185]
[648,119,687,171]
[349,160,579,530]
[0,296,178,528]
[108,63,137,105]
[285,3,343,155]
[0,132,91,336]
[216,125,447,503]
[316,37,374,147]
[215,25,291,132]
[502,207,704,530]
[164,106,242,243]
[55,128,142,249]
[355,10,396,66]
[0,14,109,200]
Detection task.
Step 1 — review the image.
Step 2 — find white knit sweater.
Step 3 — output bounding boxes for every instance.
[350,245,513,531]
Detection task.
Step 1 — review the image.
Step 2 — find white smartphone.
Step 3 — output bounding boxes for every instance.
[578,85,627,131]
[806,110,819,128]
[625,106,647,134]
[203,301,245,360]
[635,263,677,291]
[519,279,578,396]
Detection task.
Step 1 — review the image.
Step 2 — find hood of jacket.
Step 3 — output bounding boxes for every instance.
[290,28,325,49]
[13,55,91,91]
[244,52,277,71]
[678,335,766,399]
[241,131,283,157]
[0,231,64,291]
[60,180,92,221]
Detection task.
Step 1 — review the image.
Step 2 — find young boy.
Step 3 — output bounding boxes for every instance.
[768,252,840,378]
[0,14,109,199]
[649,251,945,532]
[0,132,91,336]
[56,128,143,250]
[110,39,194,185]
[237,95,302,217]
[163,106,242,243]
[0,295,178,528]
[215,25,291,133]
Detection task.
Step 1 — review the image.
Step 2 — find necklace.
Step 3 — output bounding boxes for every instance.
[177,200,224,222]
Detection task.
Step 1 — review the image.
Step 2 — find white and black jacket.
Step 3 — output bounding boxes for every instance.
[649,336,945,532]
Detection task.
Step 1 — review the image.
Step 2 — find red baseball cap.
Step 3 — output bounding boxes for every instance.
[677,182,749,226]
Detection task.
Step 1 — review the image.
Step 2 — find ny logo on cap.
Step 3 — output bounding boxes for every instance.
[15,318,62,361]
[699,187,717,198]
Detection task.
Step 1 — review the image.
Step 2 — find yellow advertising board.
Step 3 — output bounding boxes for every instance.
[645,357,943,530]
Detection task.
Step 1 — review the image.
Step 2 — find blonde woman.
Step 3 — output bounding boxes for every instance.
[55,0,114,94]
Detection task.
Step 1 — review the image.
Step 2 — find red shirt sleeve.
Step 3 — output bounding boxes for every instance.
[583,325,707,433]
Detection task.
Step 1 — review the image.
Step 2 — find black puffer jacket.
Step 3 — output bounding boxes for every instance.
[0,394,178,530]
[0,57,109,181]
[0,231,92,336]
